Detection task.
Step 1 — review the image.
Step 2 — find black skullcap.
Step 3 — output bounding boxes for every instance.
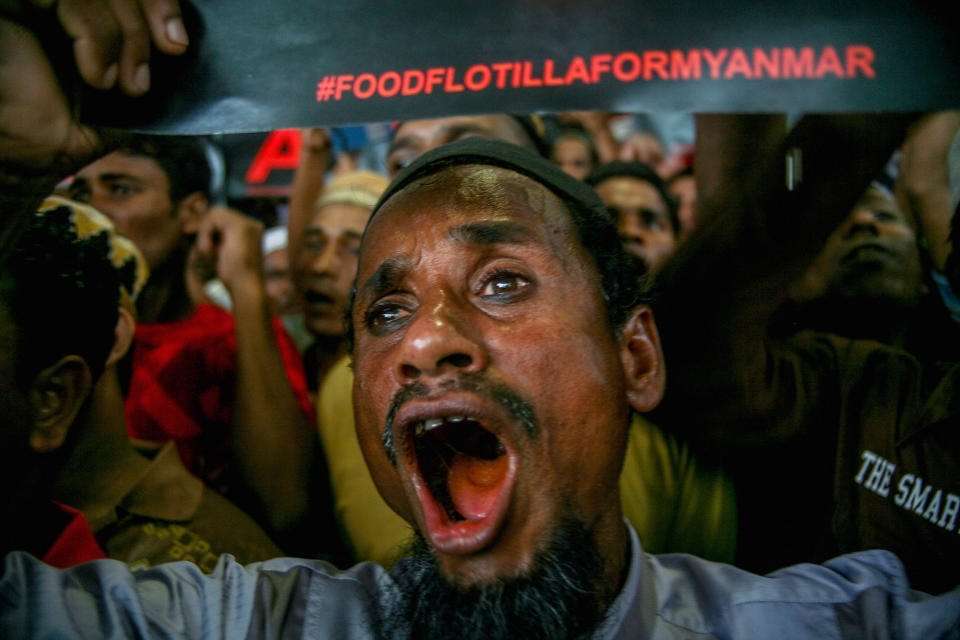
[371,137,609,225]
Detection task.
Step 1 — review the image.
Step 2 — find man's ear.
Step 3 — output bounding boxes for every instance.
[104,307,135,369]
[27,356,92,454]
[175,191,209,235]
[619,306,666,413]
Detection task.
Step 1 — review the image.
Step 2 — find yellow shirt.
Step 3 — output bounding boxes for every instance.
[619,414,737,561]
[317,355,736,566]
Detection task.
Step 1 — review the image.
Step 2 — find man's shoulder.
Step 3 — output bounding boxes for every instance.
[1,552,392,639]
[95,445,285,567]
[628,549,959,640]
[778,330,932,394]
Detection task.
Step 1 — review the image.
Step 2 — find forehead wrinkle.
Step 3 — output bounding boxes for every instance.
[375,164,591,279]
[457,172,587,277]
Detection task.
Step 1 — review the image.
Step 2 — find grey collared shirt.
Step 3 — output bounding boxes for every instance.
[2,522,958,639]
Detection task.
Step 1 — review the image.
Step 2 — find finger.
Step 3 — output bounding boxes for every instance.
[136,0,188,55]
[57,0,124,90]
[106,0,156,95]
[194,212,218,256]
[302,128,332,152]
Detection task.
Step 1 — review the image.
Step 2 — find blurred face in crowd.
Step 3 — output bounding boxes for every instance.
[387,116,533,177]
[792,184,924,307]
[667,172,697,240]
[263,247,300,317]
[594,176,676,271]
[68,152,199,270]
[550,135,594,181]
[351,163,663,623]
[296,203,370,338]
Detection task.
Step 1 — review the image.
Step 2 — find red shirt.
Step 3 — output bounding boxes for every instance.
[125,304,314,493]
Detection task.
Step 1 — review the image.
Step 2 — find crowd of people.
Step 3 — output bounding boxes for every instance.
[0,2,958,638]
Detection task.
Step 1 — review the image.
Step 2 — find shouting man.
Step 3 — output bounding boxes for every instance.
[1,6,958,634]
[3,138,959,639]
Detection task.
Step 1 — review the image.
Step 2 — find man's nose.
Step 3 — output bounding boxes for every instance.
[394,299,486,384]
[311,242,341,277]
[619,212,648,244]
[844,207,880,238]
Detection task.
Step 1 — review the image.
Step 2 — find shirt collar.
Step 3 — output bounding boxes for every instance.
[41,502,107,568]
[86,443,204,532]
[593,520,651,639]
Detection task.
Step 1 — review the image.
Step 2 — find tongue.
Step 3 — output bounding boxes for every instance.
[447,452,509,521]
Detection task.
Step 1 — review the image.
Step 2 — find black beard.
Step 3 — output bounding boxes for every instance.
[380,516,610,640]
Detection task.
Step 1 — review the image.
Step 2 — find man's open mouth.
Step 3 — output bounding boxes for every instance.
[401,412,517,555]
[304,290,335,306]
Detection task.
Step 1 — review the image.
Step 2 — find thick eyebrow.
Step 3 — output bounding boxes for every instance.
[357,221,535,304]
[88,172,143,184]
[357,256,411,304]
[450,221,537,247]
[387,135,417,157]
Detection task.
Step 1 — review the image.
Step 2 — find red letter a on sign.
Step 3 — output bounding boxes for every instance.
[245,129,302,183]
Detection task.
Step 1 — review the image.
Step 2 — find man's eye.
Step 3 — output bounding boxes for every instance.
[387,152,416,175]
[306,238,327,253]
[479,272,529,299]
[109,184,135,199]
[642,210,665,231]
[874,210,897,222]
[69,188,90,203]
[341,239,362,257]
[366,303,410,332]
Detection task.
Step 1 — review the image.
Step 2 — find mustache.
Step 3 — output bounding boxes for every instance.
[382,372,539,466]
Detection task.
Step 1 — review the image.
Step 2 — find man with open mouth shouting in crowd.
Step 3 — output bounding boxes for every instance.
[348,138,661,637]
[1,3,960,636]
[4,135,960,639]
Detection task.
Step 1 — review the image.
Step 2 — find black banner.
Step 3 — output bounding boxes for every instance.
[78,0,960,135]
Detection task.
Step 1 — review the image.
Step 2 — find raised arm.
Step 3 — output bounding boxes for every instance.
[896,111,960,273]
[652,113,916,447]
[287,128,331,271]
[195,206,316,538]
